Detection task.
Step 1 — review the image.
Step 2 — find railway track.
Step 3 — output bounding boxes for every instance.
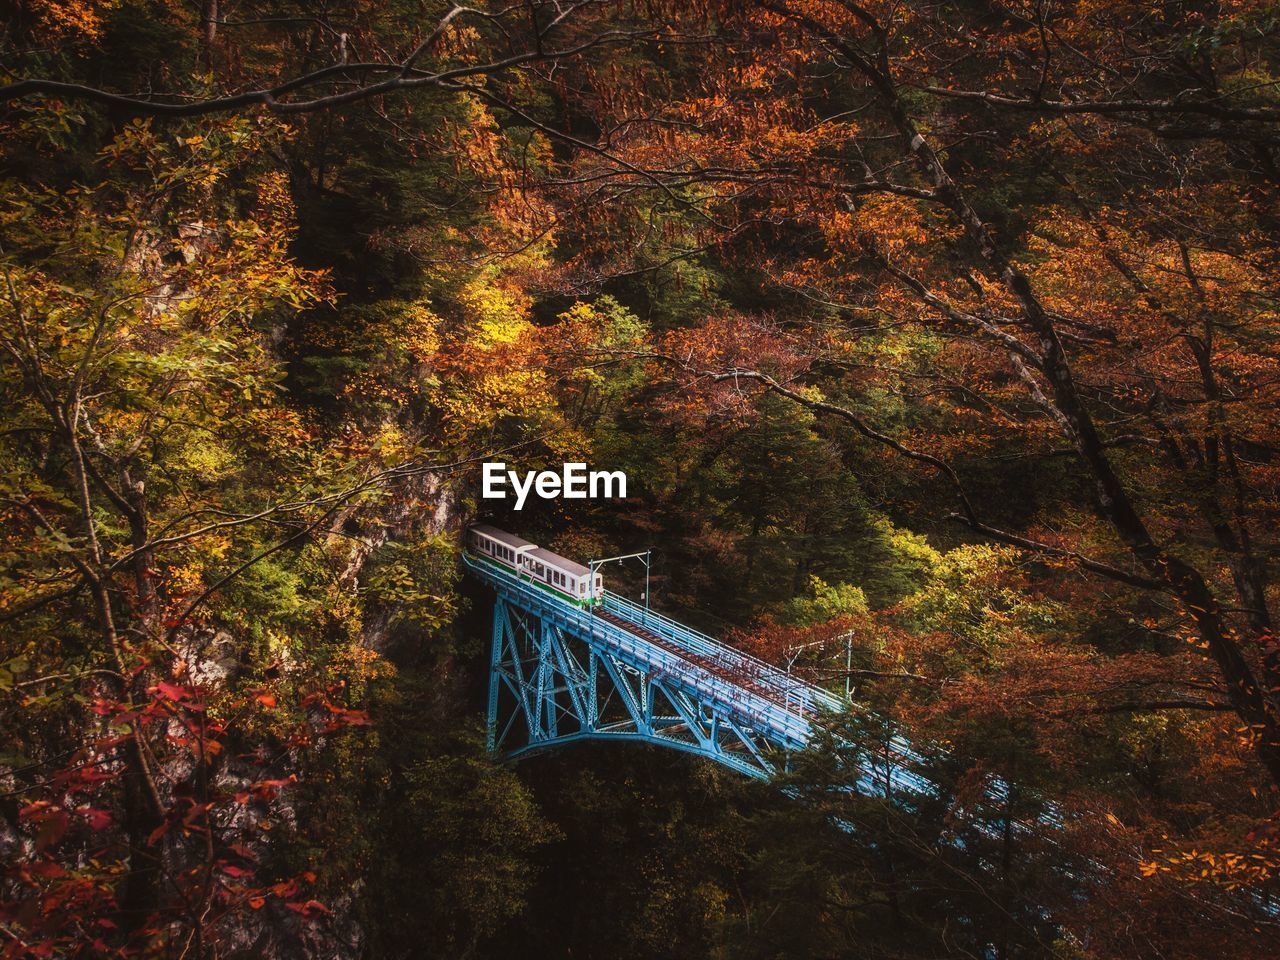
[592,607,817,722]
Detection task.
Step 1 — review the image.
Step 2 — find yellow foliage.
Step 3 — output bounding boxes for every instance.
[459,276,534,347]
[27,0,121,40]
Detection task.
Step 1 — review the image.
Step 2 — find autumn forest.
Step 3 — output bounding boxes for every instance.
[3,1,1280,957]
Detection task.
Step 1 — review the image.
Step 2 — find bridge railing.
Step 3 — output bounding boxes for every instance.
[602,592,847,716]
[599,594,947,798]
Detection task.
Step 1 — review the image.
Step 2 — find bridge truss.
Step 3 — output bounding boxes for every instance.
[466,551,833,779]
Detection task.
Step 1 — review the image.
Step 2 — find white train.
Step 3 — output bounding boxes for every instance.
[468,524,603,607]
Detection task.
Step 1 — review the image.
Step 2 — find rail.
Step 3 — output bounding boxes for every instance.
[601,591,845,715]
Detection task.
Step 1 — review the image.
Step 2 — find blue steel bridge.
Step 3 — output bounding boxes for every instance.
[465,546,1280,925]
[463,549,933,790]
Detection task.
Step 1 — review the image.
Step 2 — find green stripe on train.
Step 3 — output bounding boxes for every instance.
[465,551,601,609]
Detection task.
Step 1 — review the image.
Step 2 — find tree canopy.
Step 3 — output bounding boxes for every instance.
[3,2,1280,958]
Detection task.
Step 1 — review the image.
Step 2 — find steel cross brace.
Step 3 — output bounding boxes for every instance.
[485,594,789,779]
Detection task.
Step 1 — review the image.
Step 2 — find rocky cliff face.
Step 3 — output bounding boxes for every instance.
[351,470,464,655]
[178,464,468,959]
[122,222,470,958]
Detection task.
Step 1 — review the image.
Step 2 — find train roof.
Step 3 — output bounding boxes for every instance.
[470,524,535,550]
[528,546,591,578]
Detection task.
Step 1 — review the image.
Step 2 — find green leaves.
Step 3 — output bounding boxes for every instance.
[361,533,462,632]
[0,654,29,690]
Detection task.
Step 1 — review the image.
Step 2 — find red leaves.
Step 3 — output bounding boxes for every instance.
[20,802,69,854]
[147,820,172,846]
[34,813,69,854]
[300,688,374,731]
[66,766,116,789]
[235,774,298,804]
[328,707,371,728]
[150,679,207,713]
[657,314,812,426]
[2,603,368,957]
[24,861,69,880]
[77,807,112,831]
[152,679,190,701]
[284,899,331,918]
[232,870,330,919]
[226,842,258,861]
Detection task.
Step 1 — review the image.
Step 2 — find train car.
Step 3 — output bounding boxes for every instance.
[468,524,535,568]
[467,524,603,607]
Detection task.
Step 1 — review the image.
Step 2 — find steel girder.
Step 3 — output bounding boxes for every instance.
[486,595,792,779]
